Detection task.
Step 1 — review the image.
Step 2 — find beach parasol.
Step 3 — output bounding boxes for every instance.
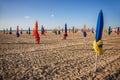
[65,23,67,33]
[41,25,44,35]
[108,26,112,35]
[52,28,57,35]
[3,28,5,34]
[6,28,8,34]
[28,27,31,34]
[16,26,20,37]
[33,21,40,44]
[9,27,12,34]
[62,28,64,33]
[72,26,75,33]
[83,25,87,43]
[104,28,107,33]
[83,24,87,37]
[20,28,23,34]
[93,10,104,72]
[117,27,119,35]
[92,27,94,34]
[63,23,68,39]
[57,26,61,35]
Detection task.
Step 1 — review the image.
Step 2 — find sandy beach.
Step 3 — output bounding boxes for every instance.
[0,31,120,80]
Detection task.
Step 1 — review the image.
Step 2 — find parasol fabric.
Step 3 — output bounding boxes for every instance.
[93,10,104,55]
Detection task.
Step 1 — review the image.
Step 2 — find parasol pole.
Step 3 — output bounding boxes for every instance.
[84,37,86,58]
[33,28,36,48]
[34,37,36,48]
[95,54,98,72]
[84,36,86,48]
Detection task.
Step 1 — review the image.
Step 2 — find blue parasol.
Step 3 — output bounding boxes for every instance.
[108,26,111,35]
[83,25,87,37]
[3,28,5,34]
[94,10,104,72]
[95,10,104,42]
[65,23,67,33]
[28,27,31,34]
[117,27,119,35]
[63,23,68,39]
[41,25,44,35]
[9,27,12,34]
[92,27,94,34]
[16,26,20,37]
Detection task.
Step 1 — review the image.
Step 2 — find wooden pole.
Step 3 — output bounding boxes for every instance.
[95,54,98,72]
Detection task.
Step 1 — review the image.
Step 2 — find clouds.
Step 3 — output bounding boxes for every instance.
[24,16,31,19]
[51,14,54,17]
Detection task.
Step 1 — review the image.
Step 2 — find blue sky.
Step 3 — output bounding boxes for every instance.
[0,0,120,30]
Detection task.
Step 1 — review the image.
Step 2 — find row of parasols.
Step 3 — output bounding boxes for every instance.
[2,23,120,39]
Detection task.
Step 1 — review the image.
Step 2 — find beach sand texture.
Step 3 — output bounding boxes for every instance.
[0,31,120,80]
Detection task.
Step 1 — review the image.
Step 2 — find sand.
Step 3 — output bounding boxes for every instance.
[0,31,120,80]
